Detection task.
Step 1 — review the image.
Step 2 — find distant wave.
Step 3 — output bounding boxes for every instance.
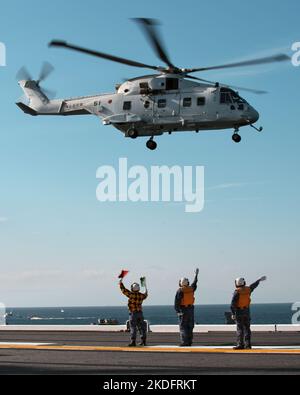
[29,317,98,321]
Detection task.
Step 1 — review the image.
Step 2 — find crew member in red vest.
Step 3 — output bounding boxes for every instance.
[175,268,199,347]
[231,276,267,350]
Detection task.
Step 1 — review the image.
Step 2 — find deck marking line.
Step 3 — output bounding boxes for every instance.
[0,344,300,354]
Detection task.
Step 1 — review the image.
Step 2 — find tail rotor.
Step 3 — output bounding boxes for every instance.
[16,62,56,99]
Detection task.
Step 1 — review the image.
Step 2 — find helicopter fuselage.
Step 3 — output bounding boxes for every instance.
[17,17,290,149]
[17,74,259,140]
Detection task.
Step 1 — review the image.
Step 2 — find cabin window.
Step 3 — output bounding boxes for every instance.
[197,97,206,106]
[183,98,192,107]
[123,101,132,111]
[158,99,167,108]
[144,101,150,109]
[166,78,179,90]
[140,82,149,89]
[140,82,150,95]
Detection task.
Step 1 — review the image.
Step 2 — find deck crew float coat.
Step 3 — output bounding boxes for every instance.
[180,286,196,307]
[231,280,261,349]
[175,273,198,346]
[235,286,251,309]
[231,281,260,314]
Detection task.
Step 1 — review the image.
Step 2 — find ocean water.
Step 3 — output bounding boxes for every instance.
[3,304,295,326]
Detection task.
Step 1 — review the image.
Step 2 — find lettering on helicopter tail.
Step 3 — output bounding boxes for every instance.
[0,42,6,67]
[292,42,300,67]
[96,158,205,214]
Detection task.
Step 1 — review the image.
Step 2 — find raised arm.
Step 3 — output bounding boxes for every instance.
[250,276,267,293]
[119,281,131,298]
[191,268,199,291]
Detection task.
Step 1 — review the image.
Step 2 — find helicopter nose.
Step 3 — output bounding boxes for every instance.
[249,108,259,124]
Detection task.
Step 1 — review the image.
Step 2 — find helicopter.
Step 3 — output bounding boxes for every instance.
[16,18,290,151]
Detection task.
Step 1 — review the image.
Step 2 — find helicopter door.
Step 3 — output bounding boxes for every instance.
[153,93,180,121]
[140,98,153,123]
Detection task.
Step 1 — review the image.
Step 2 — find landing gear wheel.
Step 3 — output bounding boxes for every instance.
[232,133,242,143]
[128,129,138,139]
[146,139,157,151]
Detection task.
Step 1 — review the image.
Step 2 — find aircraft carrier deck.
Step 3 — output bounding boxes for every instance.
[0,325,300,375]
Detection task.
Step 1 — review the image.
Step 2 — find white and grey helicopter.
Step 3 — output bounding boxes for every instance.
[16,18,289,150]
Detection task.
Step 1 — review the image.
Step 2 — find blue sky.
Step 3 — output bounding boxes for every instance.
[0,0,299,307]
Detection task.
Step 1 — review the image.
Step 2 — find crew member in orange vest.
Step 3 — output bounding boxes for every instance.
[175,268,199,347]
[231,276,267,350]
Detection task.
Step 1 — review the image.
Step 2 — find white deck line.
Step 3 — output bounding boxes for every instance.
[0,325,126,332]
[0,342,54,346]
[276,325,300,332]
[0,324,299,332]
[151,325,277,333]
[151,345,300,350]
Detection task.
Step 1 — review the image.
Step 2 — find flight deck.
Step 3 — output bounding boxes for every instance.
[0,327,300,375]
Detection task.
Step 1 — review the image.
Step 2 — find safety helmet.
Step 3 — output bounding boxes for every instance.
[235,277,246,287]
[180,278,190,287]
[131,283,140,292]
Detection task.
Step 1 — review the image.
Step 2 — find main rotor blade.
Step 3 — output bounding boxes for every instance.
[187,53,290,73]
[221,84,267,95]
[186,75,267,94]
[133,18,177,70]
[49,40,161,71]
[38,62,54,83]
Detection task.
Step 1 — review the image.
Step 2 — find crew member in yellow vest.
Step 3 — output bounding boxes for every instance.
[231,276,267,350]
[175,268,199,347]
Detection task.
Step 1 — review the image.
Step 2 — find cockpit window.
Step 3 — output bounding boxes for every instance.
[220,88,247,105]
[220,91,232,104]
[230,91,248,104]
